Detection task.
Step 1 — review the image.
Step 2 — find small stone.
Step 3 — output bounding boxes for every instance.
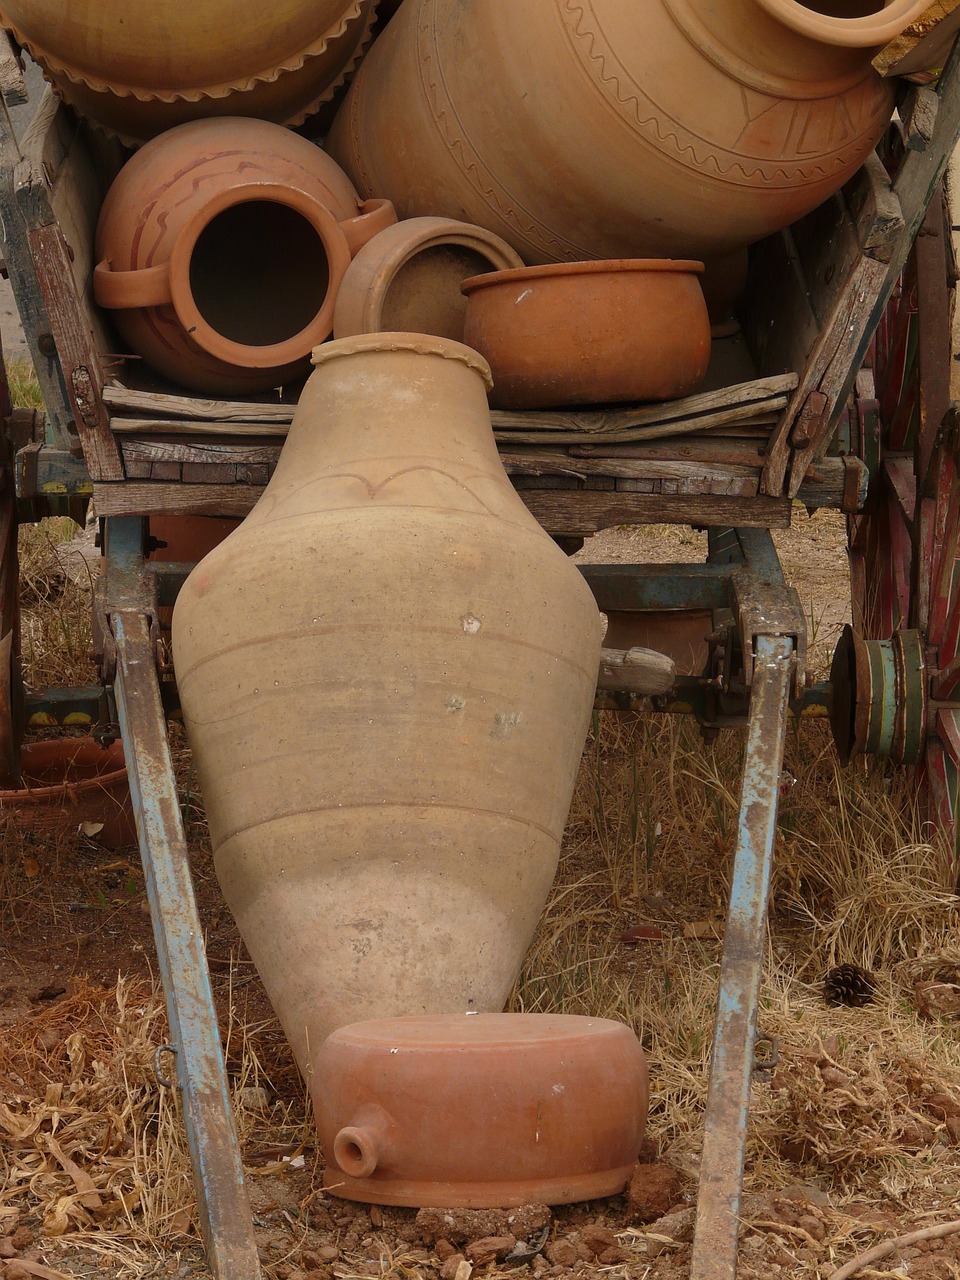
[648,1208,695,1244]
[236,1086,270,1112]
[434,1239,457,1262]
[796,1215,826,1242]
[627,1163,685,1223]
[465,1235,516,1264]
[597,1246,629,1265]
[580,1225,620,1256]
[38,1027,61,1051]
[946,1116,960,1144]
[0,1240,15,1258]
[316,1245,338,1263]
[10,1227,34,1252]
[544,1239,577,1268]
[440,1253,467,1280]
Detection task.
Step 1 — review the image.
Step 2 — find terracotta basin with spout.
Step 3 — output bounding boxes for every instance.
[313,1013,649,1207]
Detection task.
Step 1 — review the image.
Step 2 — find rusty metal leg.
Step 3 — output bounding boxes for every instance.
[103,522,261,1279]
[690,633,795,1280]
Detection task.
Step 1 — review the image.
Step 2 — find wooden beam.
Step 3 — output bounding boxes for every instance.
[873,2,960,77]
[93,480,793,532]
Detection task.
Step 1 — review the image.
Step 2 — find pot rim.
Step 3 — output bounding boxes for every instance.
[333,215,523,339]
[1,739,128,803]
[312,331,494,389]
[752,0,932,48]
[460,259,706,295]
[168,182,351,368]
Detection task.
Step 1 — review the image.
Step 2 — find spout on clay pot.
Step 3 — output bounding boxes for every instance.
[333,1106,399,1178]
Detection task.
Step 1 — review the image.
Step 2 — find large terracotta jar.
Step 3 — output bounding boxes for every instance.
[171,333,603,1075]
[327,0,929,265]
[0,0,379,144]
[94,117,395,395]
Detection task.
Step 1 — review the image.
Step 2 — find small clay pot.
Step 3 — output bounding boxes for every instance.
[312,1013,649,1207]
[333,216,523,342]
[461,260,711,409]
[94,116,396,395]
[1,739,136,850]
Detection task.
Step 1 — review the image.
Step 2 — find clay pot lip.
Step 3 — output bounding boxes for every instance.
[312,331,494,389]
[321,1011,637,1049]
[460,258,706,295]
[333,215,524,340]
[0,738,128,803]
[167,181,350,369]
[753,0,931,47]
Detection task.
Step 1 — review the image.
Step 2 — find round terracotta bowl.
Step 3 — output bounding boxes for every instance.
[461,260,711,409]
[0,739,136,850]
[333,216,523,342]
[312,1012,648,1207]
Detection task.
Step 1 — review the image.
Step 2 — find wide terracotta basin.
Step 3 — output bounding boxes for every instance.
[462,259,711,409]
[0,739,135,850]
[313,1013,649,1207]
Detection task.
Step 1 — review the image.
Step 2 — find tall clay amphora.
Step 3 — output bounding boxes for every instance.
[172,334,603,1075]
[0,0,377,144]
[327,0,930,264]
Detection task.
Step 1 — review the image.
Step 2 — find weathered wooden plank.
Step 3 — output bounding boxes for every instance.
[103,385,295,422]
[772,41,960,498]
[27,220,124,480]
[92,480,793,531]
[873,2,960,76]
[0,28,26,106]
[121,438,282,466]
[492,406,785,447]
[518,490,792,533]
[111,416,290,437]
[597,646,675,696]
[842,152,905,262]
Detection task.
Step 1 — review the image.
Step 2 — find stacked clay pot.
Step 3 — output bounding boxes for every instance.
[333,216,523,342]
[327,0,931,264]
[94,117,395,395]
[171,334,604,1073]
[0,0,379,144]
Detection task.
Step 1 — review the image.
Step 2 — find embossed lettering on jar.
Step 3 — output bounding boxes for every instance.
[327,0,929,263]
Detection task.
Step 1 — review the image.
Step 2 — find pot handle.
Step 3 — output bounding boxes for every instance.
[339,198,397,257]
[94,259,173,310]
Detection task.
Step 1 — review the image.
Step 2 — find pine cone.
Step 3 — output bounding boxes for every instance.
[824,963,877,1007]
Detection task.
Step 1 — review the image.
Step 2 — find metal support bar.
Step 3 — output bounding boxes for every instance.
[102,518,261,1280]
[690,634,795,1280]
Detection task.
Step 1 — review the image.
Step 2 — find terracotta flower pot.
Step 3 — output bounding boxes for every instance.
[94,117,395,395]
[333,216,523,342]
[171,333,603,1074]
[461,260,711,409]
[0,739,136,850]
[313,1013,649,1207]
[0,0,379,144]
[327,0,929,264]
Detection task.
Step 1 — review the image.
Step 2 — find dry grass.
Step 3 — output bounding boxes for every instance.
[5,358,960,1275]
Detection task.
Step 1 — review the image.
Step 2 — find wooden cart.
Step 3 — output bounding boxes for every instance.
[2,17,960,1280]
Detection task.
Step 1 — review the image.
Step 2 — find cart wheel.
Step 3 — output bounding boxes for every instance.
[842,191,960,880]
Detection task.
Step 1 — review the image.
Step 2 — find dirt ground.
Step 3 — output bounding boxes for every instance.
[8,503,960,1280]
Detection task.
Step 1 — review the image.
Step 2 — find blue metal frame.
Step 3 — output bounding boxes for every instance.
[102,517,262,1280]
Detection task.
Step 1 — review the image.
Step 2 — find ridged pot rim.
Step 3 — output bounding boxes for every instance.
[0,0,368,103]
[460,259,706,295]
[311,331,494,389]
[166,182,351,368]
[752,0,932,47]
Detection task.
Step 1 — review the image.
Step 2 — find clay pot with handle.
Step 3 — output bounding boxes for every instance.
[94,117,395,395]
[327,0,930,265]
[0,0,379,144]
[171,333,603,1075]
